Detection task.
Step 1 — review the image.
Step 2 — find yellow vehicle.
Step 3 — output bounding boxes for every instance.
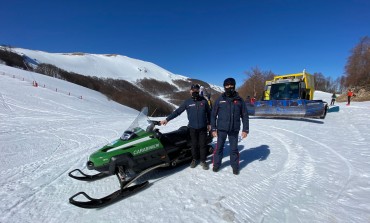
[263,71,315,100]
[248,71,328,119]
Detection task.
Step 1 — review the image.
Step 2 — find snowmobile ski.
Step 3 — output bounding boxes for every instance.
[68,169,110,181]
[69,181,149,209]
[69,163,169,208]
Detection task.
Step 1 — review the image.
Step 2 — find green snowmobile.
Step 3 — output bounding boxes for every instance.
[68,107,213,208]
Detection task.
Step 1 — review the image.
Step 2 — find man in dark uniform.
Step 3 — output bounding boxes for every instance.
[160,84,211,170]
[211,78,249,175]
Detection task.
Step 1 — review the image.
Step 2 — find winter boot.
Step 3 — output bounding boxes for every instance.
[212,166,219,172]
[233,169,240,175]
[190,159,198,168]
[200,162,209,170]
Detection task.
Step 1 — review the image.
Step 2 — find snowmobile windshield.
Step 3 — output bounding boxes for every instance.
[120,107,150,141]
[270,82,300,100]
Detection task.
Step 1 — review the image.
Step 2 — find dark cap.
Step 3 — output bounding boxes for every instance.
[223,78,236,86]
[191,84,200,90]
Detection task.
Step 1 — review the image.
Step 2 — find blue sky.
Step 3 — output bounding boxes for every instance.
[1,0,369,87]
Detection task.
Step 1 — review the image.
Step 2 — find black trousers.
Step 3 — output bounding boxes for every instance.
[213,130,240,170]
[189,127,207,162]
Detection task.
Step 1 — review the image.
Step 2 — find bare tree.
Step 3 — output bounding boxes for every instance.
[345,36,370,88]
[0,46,28,69]
[313,72,327,91]
[238,67,275,100]
[35,63,61,78]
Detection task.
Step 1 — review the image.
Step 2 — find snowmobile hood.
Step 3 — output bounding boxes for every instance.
[102,135,153,153]
[89,133,159,165]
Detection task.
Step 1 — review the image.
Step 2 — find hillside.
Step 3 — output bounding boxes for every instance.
[13,48,186,83]
[0,47,223,115]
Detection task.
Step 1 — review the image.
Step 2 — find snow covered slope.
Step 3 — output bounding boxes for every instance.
[13,48,187,84]
[1,64,370,223]
[8,47,224,96]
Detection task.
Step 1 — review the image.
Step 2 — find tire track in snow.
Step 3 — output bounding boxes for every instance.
[0,125,104,218]
[267,125,354,199]
[33,95,106,116]
[0,92,13,113]
[0,117,118,188]
[4,98,73,116]
[0,118,121,221]
[0,145,94,221]
[218,129,315,222]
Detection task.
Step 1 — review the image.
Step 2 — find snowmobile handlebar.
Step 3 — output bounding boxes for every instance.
[149,120,161,126]
[145,120,162,133]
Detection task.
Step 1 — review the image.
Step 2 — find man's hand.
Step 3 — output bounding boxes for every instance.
[207,125,211,132]
[160,120,168,126]
[212,131,217,138]
[241,131,248,139]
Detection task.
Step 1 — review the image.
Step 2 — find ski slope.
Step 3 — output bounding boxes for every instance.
[12,47,187,84]
[1,65,370,223]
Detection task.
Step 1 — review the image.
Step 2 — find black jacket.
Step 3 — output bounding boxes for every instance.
[211,92,249,133]
[166,96,211,129]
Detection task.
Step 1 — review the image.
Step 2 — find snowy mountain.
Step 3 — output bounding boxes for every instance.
[2,47,226,116]
[0,46,224,116]
[13,48,186,83]
[1,63,370,223]
[10,47,223,92]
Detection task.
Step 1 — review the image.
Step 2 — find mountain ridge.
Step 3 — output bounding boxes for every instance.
[0,46,222,115]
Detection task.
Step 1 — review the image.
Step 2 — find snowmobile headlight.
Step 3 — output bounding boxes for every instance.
[87,161,94,169]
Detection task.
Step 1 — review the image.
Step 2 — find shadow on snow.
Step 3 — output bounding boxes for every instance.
[213,143,271,171]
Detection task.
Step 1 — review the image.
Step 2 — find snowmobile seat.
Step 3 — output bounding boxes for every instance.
[160,126,189,147]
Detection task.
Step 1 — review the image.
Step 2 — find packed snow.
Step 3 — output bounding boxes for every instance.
[1,64,370,223]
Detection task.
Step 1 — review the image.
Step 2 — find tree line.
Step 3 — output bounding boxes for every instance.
[238,36,370,100]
